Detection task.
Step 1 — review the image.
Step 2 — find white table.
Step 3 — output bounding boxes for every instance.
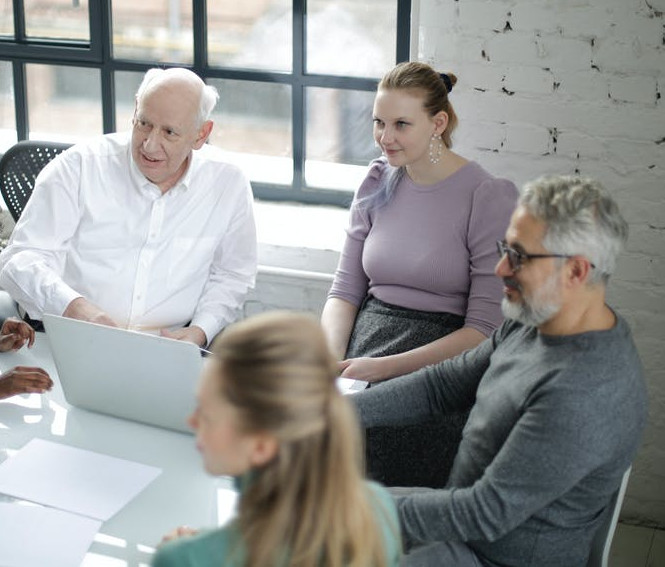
[0,333,235,566]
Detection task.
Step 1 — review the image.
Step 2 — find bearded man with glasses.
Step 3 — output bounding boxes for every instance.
[352,175,647,567]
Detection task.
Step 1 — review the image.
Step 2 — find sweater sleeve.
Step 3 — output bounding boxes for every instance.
[394,363,638,549]
[352,331,498,428]
[326,160,385,307]
[463,178,518,336]
[151,526,240,566]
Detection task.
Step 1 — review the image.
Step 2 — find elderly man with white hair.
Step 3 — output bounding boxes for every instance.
[0,68,257,346]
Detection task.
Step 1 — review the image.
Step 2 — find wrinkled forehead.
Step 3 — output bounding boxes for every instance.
[136,83,200,129]
[142,68,203,98]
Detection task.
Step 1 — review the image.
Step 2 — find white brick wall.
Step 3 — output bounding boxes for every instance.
[416,0,665,526]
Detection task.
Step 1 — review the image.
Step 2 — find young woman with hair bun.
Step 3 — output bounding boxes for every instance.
[321,61,518,488]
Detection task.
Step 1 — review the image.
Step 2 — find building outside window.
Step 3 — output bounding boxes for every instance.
[0,0,411,207]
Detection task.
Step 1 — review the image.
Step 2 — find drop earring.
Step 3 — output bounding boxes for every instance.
[429,134,443,164]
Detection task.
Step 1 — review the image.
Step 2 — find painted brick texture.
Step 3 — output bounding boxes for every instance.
[417,0,665,526]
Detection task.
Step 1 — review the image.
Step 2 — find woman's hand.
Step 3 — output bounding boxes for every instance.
[160,525,199,545]
[339,357,392,383]
[340,327,488,383]
[0,366,52,399]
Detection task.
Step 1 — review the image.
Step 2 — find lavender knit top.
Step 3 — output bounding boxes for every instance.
[328,159,518,337]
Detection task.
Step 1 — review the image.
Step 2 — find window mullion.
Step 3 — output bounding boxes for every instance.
[192,0,207,72]
[12,0,26,42]
[292,0,306,197]
[12,60,28,140]
[93,0,115,133]
[396,0,412,62]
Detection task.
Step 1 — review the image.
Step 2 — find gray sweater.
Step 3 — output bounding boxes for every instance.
[353,314,647,567]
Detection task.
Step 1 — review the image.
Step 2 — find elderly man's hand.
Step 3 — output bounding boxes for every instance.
[0,317,35,352]
[0,366,53,400]
[63,298,118,327]
[160,326,207,348]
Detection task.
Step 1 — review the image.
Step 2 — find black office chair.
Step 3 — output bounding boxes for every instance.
[0,140,72,222]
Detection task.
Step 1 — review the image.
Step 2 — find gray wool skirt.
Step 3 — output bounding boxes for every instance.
[347,296,468,488]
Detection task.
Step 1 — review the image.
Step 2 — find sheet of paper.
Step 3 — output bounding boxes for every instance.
[0,438,161,521]
[336,377,368,395]
[0,502,101,567]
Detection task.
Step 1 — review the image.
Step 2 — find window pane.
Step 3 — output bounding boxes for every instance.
[24,0,89,41]
[115,71,145,133]
[305,87,379,191]
[112,0,193,64]
[208,0,292,72]
[306,0,396,78]
[208,79,293,185]
[0,4,13,37]
[26,64,102,142]
[0,61,17,153]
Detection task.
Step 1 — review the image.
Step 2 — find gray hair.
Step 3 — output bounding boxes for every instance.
[519,175,628,285]
[136,68,219,127]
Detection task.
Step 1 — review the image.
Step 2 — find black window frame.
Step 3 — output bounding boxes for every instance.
[0,0,411,208]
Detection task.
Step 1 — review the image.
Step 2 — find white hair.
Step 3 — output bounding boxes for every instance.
[136,68,219,127]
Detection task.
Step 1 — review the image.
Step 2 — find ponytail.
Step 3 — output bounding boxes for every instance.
[210,312,396,567]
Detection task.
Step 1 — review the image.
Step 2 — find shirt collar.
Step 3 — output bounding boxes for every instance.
[128,147,195,196]
[177,151,196,191]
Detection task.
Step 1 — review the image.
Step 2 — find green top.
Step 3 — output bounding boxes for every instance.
[151,480,401,567]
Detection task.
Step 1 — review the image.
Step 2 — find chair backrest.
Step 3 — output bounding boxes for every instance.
[0,140,72,222]
[586,466,632,567]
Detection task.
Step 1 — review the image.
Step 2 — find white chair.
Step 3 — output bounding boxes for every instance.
[586,466,632,567]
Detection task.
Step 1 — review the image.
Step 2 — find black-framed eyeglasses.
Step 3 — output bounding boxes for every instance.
[496,240,595,272]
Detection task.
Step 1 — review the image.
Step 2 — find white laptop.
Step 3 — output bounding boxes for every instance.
[42,314,203,434]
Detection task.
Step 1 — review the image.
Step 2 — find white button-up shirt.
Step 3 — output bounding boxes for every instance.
[0,133,257,342]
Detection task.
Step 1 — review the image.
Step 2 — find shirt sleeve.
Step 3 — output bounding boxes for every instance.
[189,168,257,342]
[0,149,84,318]
[463,178,518,336]
[326,160,385,307]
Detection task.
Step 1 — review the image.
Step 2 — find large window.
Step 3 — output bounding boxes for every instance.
[0,1,411,206]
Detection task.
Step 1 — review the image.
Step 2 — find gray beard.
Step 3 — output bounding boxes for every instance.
[501,273,562,328]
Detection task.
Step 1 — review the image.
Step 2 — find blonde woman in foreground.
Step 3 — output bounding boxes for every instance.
[152,311,401,567]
